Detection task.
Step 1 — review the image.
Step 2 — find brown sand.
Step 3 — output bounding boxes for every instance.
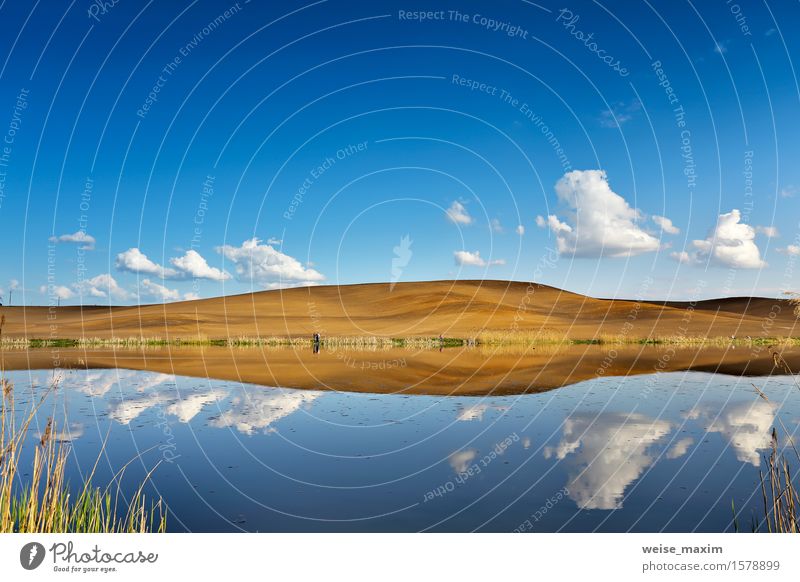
[1,280,797,341]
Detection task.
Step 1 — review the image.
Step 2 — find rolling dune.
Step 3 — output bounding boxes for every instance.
[1,280,797,341]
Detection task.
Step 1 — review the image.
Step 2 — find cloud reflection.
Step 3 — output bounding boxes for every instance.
[686,399,776,466]
[544,412,673,510]
[209,390,322,435]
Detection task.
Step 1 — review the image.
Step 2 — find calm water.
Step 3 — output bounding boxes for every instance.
[7,367,799,532]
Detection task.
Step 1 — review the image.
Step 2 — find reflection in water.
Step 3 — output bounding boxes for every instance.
[456,403,508,422]
[686,400,776,466]
[106,379,322,435]
[209,390,322,435]
[544,412,674,510]
[449,449,478,473]
[75,370,174,397]
[7,367,798,532]
[666,437,694,460]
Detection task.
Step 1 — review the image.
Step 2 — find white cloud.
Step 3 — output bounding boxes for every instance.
[454,250,505,267]
[670,251,691,264]
[170,250,230,281]
[778,245,800,256]
[216,238,325,289]
[755,225,779,238]
[490,218,504,233]
[115,248,179,278]
[516,224,525,236]
[9,279,19,291]
[780,185,796,198]
[267,237,282,245]
[674,209,766,269]
[39,284,74,300]
[74,273,131,300]
[116,247,229,283]
[139,278,181,302]
[49,230,96,250]
[446,201,473,225]
[652,215,680,235]
[540,170,662,258]
[714,40,730,54]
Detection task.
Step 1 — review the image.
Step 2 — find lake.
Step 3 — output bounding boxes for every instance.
[4,346,798,532]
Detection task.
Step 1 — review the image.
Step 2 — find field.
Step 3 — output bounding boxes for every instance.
[1,280,797,344]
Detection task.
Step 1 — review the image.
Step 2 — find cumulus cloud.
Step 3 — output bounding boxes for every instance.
[670,251,691,264]
[116,247,228,282]
[490,218,504,233]
[74,273,131,300]
[673,209,766,269]
[445,201,473,225]
[516,224,525,236]
[755,225,779,238]
[777,245,800,256]
[139,278,181,302]
[538,170,662,258]
[115,248,179,278]
[216,238,324,289]
[49,230,96,250]
[454,250,505,267]
[39,284,74,300]
[169,250,230,281]
[652,215,680,234]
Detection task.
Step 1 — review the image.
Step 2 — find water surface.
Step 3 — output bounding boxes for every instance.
[6,364,799,532]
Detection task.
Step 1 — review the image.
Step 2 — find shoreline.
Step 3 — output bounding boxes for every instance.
[1,334,798,349]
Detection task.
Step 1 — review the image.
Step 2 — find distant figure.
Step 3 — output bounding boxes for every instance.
[313,333,320,354]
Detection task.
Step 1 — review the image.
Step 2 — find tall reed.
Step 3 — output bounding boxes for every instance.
[0,377,166,533]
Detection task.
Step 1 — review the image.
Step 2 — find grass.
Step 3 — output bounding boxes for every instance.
[757,428,799,533]
[0,376,167,533]
[732,376,800,533]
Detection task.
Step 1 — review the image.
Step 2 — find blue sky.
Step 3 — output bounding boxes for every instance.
[0,0,798,305]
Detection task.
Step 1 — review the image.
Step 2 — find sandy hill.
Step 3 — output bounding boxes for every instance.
[1,280,797,341]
